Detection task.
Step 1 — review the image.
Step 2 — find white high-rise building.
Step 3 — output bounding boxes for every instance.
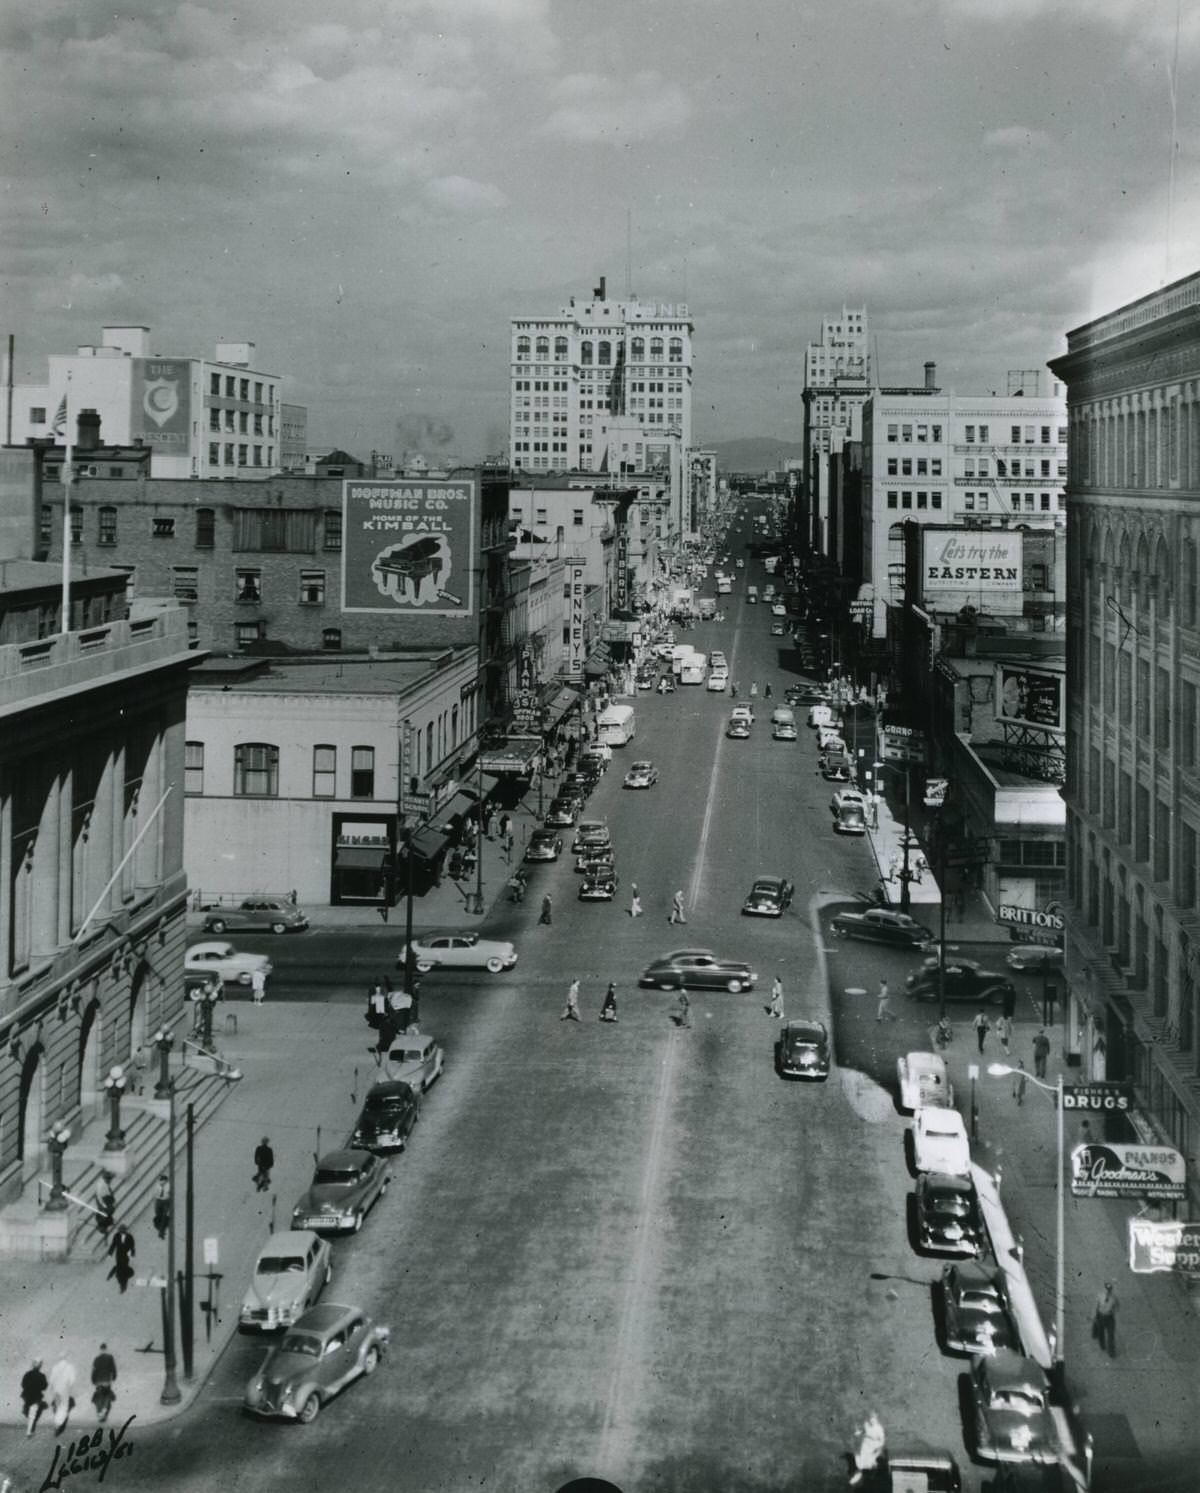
[509,277,693,475]
[802,304,871,459]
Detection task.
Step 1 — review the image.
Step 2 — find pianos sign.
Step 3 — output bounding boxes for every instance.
[342,478,477,616]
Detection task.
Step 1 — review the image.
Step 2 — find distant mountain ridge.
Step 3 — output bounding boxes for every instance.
[703,436,804,471]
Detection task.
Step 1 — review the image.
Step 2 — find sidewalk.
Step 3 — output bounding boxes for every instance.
[0,1001,372,1432]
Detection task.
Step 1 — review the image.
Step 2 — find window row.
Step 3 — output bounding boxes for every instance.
[885,491,943,510]
[186,743,376,798]
[209,409,273,436]
[515,336,685,364]
[208,374,275,403]
[48,506,343,552]
[886,423,944,443]
[206,443,275,469]
[1071,398,1199,490]
[887,457,943,477]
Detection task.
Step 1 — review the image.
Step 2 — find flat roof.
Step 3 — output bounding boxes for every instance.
[191,650,468,695]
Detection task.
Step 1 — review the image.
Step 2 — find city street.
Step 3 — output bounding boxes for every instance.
[34,576,971,1492]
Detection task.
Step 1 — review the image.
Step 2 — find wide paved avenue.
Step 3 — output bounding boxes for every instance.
[104,585,967,1492]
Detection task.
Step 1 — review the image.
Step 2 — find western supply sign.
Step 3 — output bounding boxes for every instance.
[996,664,1065,730]
[922,530,1023,614]
[342,478,477,616]
[131,358,191,448]
[1129,1220,1200,1275]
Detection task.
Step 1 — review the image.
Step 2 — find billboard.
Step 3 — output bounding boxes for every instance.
[995,664,1065,730]
[1129,1219,1200,1275]
[1071,1142,1186,1200]
[131,359,191,448]
[341,478,476,616]
[921,530,1023,614]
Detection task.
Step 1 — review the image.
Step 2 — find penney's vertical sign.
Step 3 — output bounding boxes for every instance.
[564,561,587,678]
[341,477,477,616]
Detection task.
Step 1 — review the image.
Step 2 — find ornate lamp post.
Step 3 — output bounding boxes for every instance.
[153,1027,174,1100]
[103,1064,128,1150]
[44,1124,72,1211]
[195,981,222,1054]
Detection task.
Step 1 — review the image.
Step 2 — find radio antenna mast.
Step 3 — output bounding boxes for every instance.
[626,209,632,297]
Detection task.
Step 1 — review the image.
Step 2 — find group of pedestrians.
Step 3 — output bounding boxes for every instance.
[560,978,619,1024]
[20,1344,117,1436]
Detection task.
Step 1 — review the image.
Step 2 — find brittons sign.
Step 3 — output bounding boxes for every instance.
[1071,1142,1186,1200]
[1129,1220,1200,1275]
[997,903,1064,947]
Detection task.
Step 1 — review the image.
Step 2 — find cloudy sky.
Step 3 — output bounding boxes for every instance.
[3,0,1198,461]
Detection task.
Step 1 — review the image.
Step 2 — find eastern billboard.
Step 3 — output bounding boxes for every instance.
[131,359,192,449]
[921,530,1023,614]
[995,664,1065,730]
[341,478,477,616]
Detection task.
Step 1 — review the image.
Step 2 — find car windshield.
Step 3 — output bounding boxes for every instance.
[993,1387,1045,1414]
[925,1123,960,1140]
[928,1191,971,1215]
[961,1292,1004,1313]
[751,883,779,896]
[365,1095,410,1114]
[257,1255,306,1274]
[279,1333,322,1357]
[313,1167,359,1186]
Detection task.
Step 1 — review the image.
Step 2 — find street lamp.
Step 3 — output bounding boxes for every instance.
[44,1124,72,1211]
[153,1027,174,1100]
[102,1065,128,1150]
[193,981,222,1055]
[873,759,916,913]
[987,1063,1065,1366]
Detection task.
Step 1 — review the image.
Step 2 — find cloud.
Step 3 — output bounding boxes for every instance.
[984,125,1052,150]
[426,175,508,212]
[542,71,691,144]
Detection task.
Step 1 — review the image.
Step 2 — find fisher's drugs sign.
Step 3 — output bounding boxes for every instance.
[342,478,477,616]
[922,531,1023,613]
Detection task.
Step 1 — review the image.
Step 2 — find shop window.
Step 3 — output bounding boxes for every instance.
[234,743,279,797]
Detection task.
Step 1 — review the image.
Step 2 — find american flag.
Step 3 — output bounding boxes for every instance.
[51,394,67,435]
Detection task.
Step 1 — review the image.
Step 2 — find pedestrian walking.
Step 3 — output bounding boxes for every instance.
[599,983,618,1023]
[93,1171,116,1239]
[250,967,267,1006]
[767,976,784,1019]
[20,1358,47,1437]
[1032,1026,1051,1079]
[1093,1281,1119,1357]
[731,681,739,697]
[481,804,494,839]
[47,1355,77,1435]
[498,811,512,841]
[749,681,758,699]
[995,1014,1012,1055]
[876,979,894,1022]
[502,827,514,863]
[972,1009,991,1053]
[1002,982,1016,1021]
[764,682,773,699]
[668,889,686,924]
[152,1173,171,1240]
[561,979,582,1022]
[849,1411,886,1487]
[539,893,553,926]
[1012,1058,1028,1106]
[107,1225,135,1294]
[132,1041,150,1096]
[673,991,691,1028]
[629,884,643,918]
[253,1137,274,1192]
[90,1345,117,1425]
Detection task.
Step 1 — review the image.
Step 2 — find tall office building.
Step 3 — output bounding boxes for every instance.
[1049,272,1200,1209]
[509,278,693,475]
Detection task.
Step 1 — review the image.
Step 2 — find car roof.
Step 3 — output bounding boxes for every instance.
[295,1302,362,1333]
[922,1171,975,1192]
[948,1260,1004,1289]
[784,1019,827,1039]
[315,1148,374,1168]
[364,1081,417,1100]
[904,1051,945,1072]
[260,1230,321,1251]
[977,1349,1045,1387]
[919,1109,966,1132]
[752,875,787,887]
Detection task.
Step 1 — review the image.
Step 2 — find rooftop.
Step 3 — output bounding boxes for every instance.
[190,649,470,696]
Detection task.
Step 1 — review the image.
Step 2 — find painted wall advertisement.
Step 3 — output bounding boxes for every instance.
[921,530,1023,614]
[131,358,191,448]
[565,561,587,679]
[341,478,477,616]
[995,664,1065,730]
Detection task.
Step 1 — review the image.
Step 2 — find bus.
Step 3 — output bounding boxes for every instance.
[679,652,707,685]
[596,703,636,746]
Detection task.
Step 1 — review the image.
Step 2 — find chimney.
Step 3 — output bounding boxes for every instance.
[76,409,101,451]
[924,361,936,391]
[594,276,606,301]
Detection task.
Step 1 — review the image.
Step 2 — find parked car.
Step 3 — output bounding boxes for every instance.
[969,1350,1059,1466]
[397,932,517,974]
[830,908,934,948]
[831,788,866,815]
[731,702,755,724]
[349,1081,421,1152]
[574,845,615,874]
[907,960,1015,1006]
[635,671,656,691]
[912,1108,971,1177]
[941,1263,1019,1356]
[833,798,867,833]
[638,949,758,993]
[897,1051,954,1113]
[786,684,828,706]
[822,758,853,783]
[772,721,798,741]
[807,703,835,729]
[384,1031,444,1092]
[239,1231,332,1333]
[202,899,309,935]
[559,771,594,799]
[544,797,580,828]
[243,1302,390,1423]
[775,1019,830,1080]
[184,940,273,987]
[816,725,846,752]
[742,875,794,917]
[524,830,564,863]
[707,671,729,692]
[914,1172,983,1256]
[579,870,618,901]
[1005,945,1064,973]
[622,760,659,789]
[290,1149,391,1235]
[727,719,752,740]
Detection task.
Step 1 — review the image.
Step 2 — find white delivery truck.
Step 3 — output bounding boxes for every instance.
[679,651,707,685]
[596,703,637,747]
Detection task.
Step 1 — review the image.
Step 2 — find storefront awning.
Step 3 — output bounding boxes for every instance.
[435,789,478,828]
[583,644,612,677]
[542,686,585,729]
[334,846,387,870]
[406,826,451,861]
[479,740,543,774]
[480,771,505,793]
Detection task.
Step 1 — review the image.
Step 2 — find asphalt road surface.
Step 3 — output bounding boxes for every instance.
[99,553,980,1491]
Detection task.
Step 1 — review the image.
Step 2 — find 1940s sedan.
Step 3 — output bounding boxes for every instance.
[244,1302,390,1423]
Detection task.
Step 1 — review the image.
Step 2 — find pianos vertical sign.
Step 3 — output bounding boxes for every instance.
[342,477,477,616]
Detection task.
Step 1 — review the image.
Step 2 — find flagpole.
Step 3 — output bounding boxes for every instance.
[61,372,72,634]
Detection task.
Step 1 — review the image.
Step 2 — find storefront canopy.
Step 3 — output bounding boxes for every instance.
[479,739,543,775]
[583,644,612,678]
[542,686,586,729]
[406,826,451,861]
[435,788,478,829]
[333,846,387,870]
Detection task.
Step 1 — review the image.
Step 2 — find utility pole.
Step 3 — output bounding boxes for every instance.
[899,763,913,914]
[183,1102,195,1381]
[161,1077,181,1405]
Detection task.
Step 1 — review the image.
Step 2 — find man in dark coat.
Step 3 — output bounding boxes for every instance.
[21,1358,47,1436]
[107,1226,136,1294]
[90,1344,117,1424]
[253,1137,274,1192]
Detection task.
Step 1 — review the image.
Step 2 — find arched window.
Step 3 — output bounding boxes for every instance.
[1117,533,1132,606]
[1183,536,1198,627]
[650,338,664,360]
[536,336,549,360]
[554,336,568,361]
[1155,535,1171,616]
[517,336,531,360]
[597,340,611,366]
[581,343,593,366]
[631,337,645,360]
[1135,533,1150,608]
[234,743,279,797]
[669,337,683,363]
